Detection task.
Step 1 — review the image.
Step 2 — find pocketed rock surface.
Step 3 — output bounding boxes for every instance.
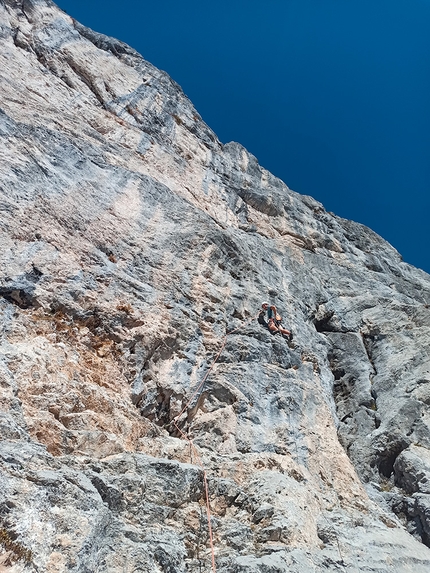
[1,1,430,571]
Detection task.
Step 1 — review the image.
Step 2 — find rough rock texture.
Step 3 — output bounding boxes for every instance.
[1,0,430,571]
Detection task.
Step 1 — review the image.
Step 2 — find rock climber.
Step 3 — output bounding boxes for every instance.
[258,302,269,328]
[268,305,292,339]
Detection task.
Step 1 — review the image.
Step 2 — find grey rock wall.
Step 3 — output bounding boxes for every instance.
[1,0,430,571]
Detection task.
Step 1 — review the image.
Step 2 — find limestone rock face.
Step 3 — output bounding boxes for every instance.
[1,1,430,571]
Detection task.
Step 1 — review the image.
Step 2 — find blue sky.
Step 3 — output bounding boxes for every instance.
[56,0,430,274]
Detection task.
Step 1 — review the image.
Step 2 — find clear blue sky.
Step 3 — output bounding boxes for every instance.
[56,0,430,274]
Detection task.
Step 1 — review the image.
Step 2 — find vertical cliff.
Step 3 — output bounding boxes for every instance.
[1,1,430,571]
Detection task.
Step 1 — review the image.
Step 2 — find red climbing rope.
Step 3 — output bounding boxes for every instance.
[171,311,260,573]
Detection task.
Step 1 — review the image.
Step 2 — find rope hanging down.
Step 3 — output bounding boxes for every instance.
[170,310,345,573]
[170,311,260,573]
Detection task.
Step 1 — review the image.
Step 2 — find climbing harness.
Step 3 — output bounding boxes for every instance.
[170,311,260,572]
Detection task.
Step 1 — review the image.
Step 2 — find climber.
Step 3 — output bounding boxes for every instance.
[258,302,291,339]
[258,302,270,328]
[268,304,292,339]
[259,302,281,334]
